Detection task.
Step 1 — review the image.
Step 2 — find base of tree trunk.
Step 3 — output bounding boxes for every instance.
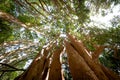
[15,34,120,80]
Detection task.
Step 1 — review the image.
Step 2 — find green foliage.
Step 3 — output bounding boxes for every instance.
[0,19,13,43]
[90,0,120,12]
[73,0,90,24]
[99,49,120,74]
[0,71,22,80]
[86,25,120,45]
[0,0,15,14]
[18,15,33,23]
[0,0,120,79]
[2,72,18,80]
[17,14,41,25]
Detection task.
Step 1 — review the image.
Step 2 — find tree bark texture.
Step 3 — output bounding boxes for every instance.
[65,41,99,80]
[67,34,109,80]
[48,47,63,80]
[14,34,120,80]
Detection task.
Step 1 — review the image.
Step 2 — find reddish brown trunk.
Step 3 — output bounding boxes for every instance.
[15,42,55,80]
[92,46,105,61]
[41,58,50,80]
[14,34,120,80]
[16,49,49,80]
[67,34,109,80]
[100,64,120,80]
[65,41,99,80]
[48,47,63,80]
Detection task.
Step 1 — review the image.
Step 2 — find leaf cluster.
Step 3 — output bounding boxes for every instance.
[0,19,13,43]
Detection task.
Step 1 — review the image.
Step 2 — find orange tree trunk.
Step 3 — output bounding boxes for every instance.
[65,41,99,80]
[92,45,105,61]
[14,34,120,80]
[15,41,55,80]
[100,64,120,80]
[41,58,50,80]
[92,46,120,80]
[16,49,49,80]
[67,34,109,80]
[48,47,63,80]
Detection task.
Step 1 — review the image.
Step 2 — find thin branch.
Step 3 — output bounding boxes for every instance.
[14,0,39,16]
[24,0,47,19]
[41,0,50,12]
[0,72,5,78]
[0,69,25,72]
[30,1,51,16]
[30,2,43,9]
[14,0,24,7]
[0,63,18,70]
[0,40,33,47]
[39,0,46,11]
[0,43,38,60]
[0,63,25,71]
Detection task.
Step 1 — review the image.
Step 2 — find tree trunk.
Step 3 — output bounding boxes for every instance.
[67,34,109,80]
[100,64,120,80]
[65,41,99,80]
[41,58,50,80]
[15,41,55,80]
[14,34,120,80]
[92,45,105,61]
[48,47,63,80]
[15,49,49,80]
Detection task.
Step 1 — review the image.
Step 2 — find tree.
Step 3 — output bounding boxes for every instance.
[0,0,120,79]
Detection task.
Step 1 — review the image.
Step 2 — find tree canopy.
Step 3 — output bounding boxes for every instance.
[0,0,120,79]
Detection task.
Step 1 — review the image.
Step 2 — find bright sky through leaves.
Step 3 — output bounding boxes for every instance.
[90,4,120,28]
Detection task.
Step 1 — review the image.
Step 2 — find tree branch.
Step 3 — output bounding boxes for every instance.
[0,63,26,72]
[0,69,25,72]
[0,10,44,35]
[24,0,47,19]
